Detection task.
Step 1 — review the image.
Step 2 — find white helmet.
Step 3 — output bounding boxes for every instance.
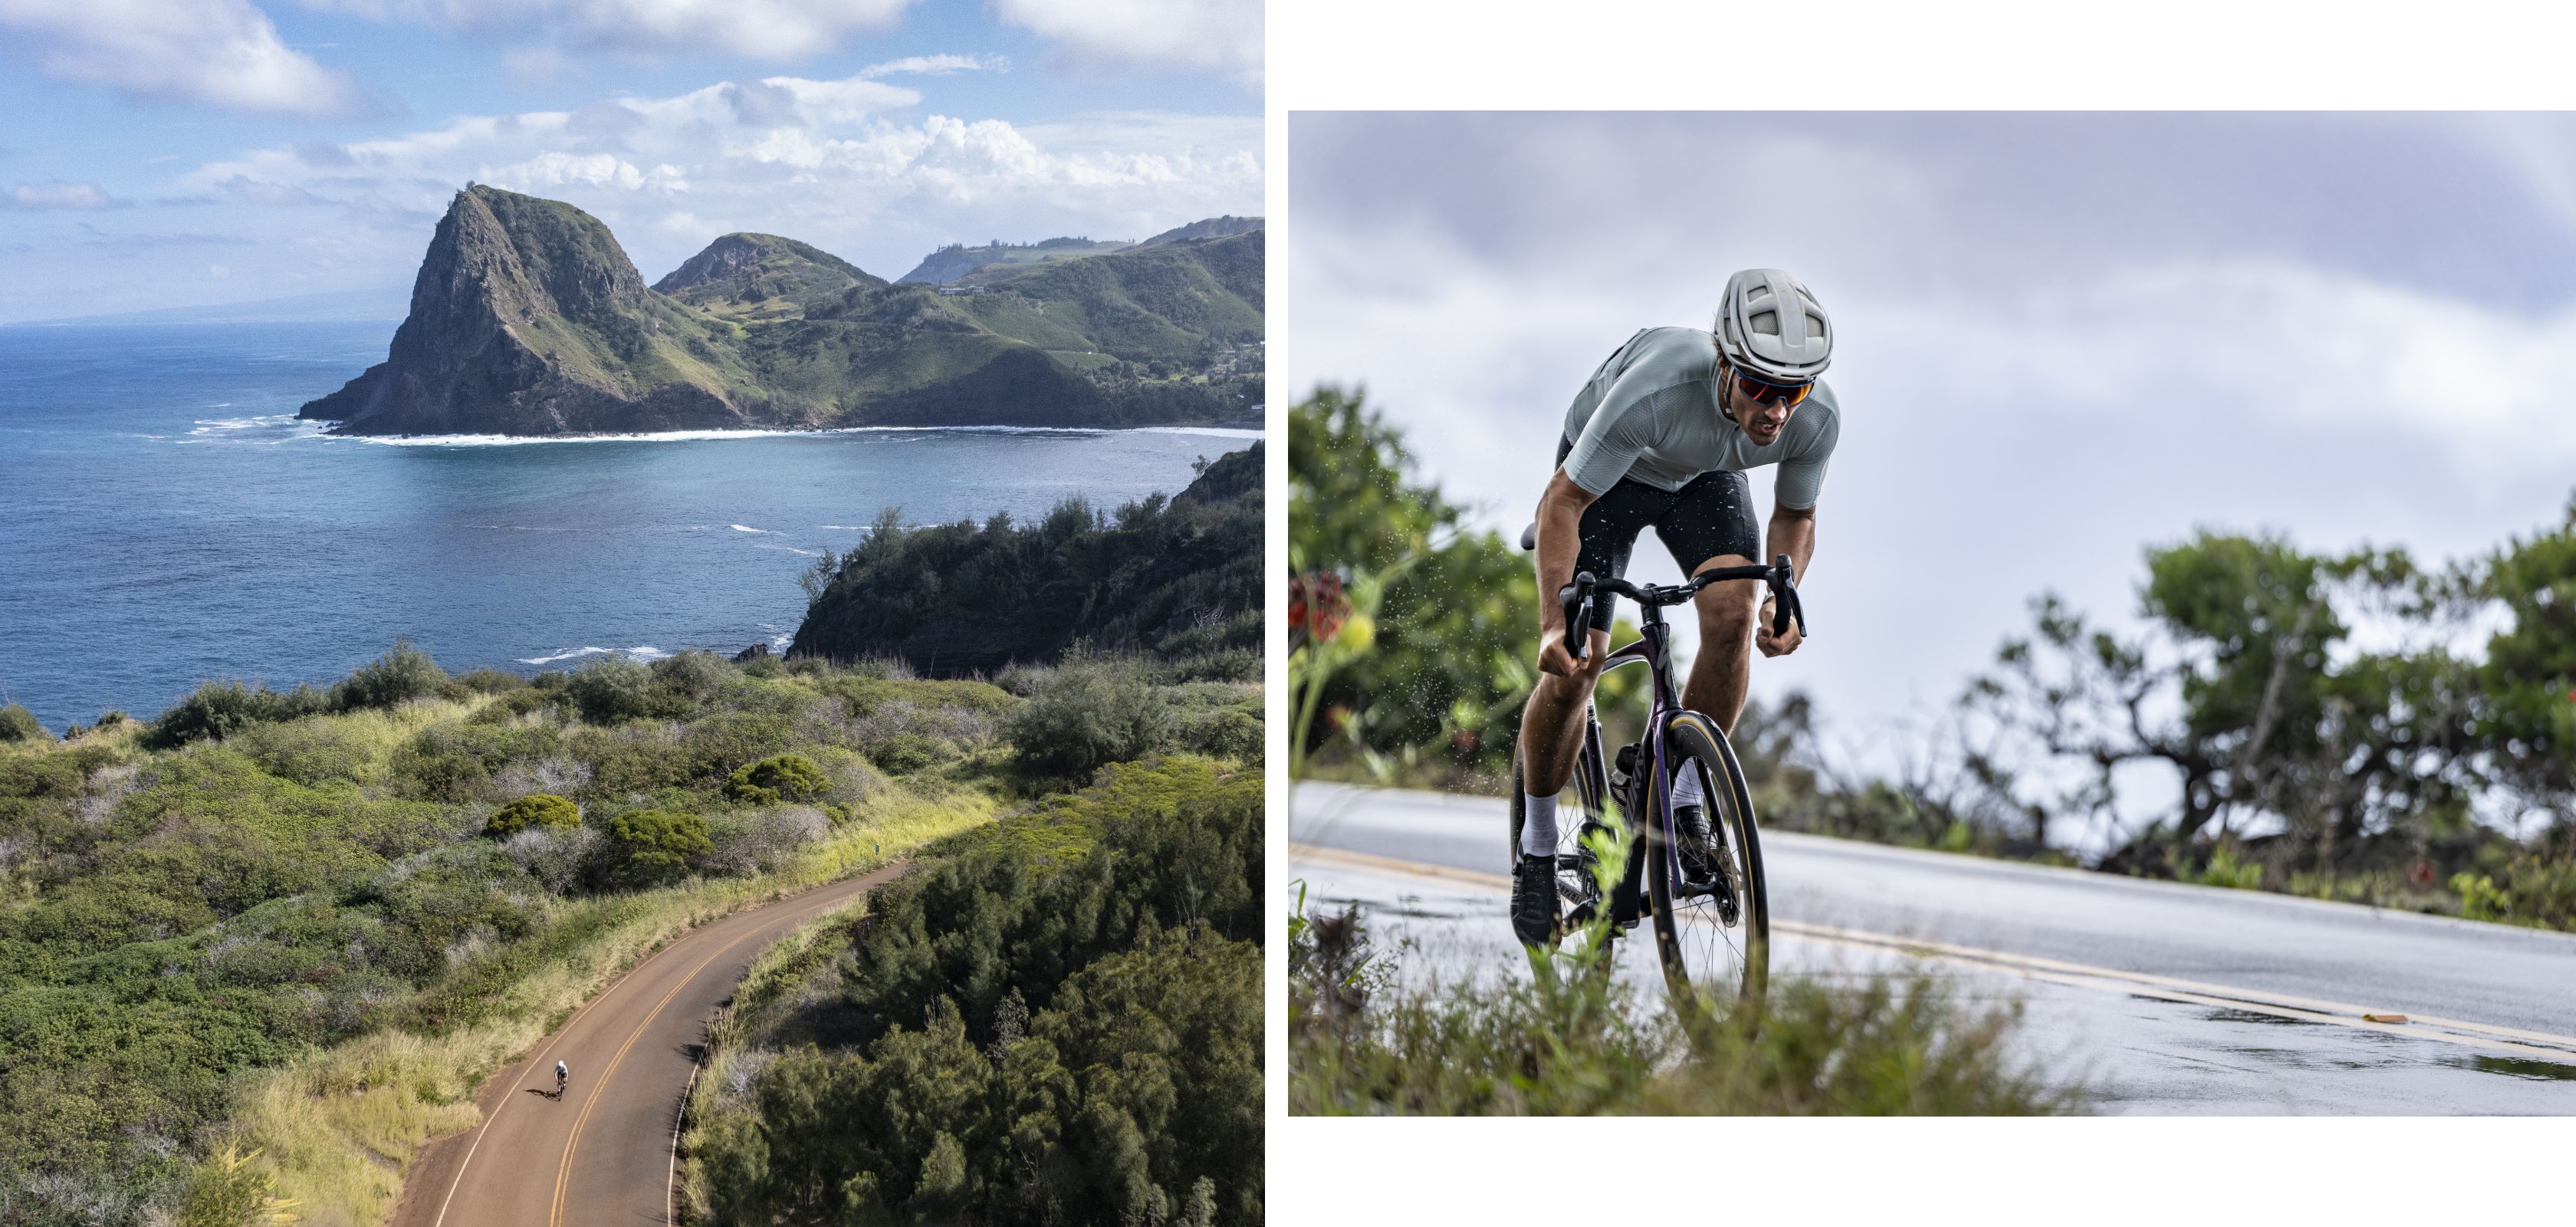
[1715,268,1832,384]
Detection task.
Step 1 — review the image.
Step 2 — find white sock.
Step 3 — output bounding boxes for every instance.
[1669,765,1705,808]
[1520,791,1559,858]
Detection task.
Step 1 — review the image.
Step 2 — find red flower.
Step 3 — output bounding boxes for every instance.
[1289,570,1350,646]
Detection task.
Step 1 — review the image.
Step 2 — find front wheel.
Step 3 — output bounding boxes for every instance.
[1647,710,1769,1016]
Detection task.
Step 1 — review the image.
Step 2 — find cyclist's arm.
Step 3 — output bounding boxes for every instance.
[1533,468,1601,676]
[1757,501,1816,656]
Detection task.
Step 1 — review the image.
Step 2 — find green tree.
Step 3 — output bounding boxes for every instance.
[2479,495,2576,827]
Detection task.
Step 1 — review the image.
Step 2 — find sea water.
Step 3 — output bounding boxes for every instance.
[0,322,1259,731]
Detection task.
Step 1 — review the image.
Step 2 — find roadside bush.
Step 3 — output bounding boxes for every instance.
[484,793,580,837]
[0,703,48,742]
[725,753,830,805]
[395,723,561,803]
[702,806,829,877]
[1004,656,1175,781]
[567,656,660,725]
[1188,706,1264,763]
[332,640,449,712]
[606,808,711,883]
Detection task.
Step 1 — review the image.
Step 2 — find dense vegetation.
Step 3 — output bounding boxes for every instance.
[790,443,1263,676]
[1292,385,2576,929]
[0,640,1257,1225]
[685,755,1262,1225]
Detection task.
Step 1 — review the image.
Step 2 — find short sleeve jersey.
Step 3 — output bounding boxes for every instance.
[1559,326,1842,509]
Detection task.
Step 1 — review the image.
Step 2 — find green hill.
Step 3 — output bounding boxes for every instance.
[299,188,1261,436]
[895,235,1133,285]
[788,442,1263,674]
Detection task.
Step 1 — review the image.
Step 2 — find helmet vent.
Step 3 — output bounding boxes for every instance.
[1806,311,1825,335]
[1750,310,1779,336]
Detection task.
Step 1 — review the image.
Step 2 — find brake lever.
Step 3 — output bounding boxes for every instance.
[1559,571,1595,663]
[1767,554,1803,640]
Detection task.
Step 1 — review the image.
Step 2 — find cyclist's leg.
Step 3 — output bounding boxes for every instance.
[1517,446,1655,794]
[1655,469,1763,734]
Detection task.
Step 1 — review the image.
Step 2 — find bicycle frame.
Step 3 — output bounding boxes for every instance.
[1578,607,1687,919]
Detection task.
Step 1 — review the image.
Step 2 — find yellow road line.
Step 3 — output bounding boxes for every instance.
[1286,840,2576,1061]
[551,926,762,1227]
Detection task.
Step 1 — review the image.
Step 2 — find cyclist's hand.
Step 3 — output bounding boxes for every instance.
[1756,597,1803,657]
[1537,627,1583,679]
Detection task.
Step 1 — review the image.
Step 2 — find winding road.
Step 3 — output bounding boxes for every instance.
[1291,783,2576,1114]
[389,864,904,1227]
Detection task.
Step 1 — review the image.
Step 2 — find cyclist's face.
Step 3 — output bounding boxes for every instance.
[1722,364,1799,446]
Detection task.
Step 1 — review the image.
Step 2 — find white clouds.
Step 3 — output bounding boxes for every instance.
[858,54,1007,79]
[189,71,1260,278]
[0,0,362,116]
[4,180,123,209]
[300,0,918,60]
[994,0,1263,82]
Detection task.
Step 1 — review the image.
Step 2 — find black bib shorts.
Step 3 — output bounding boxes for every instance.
[1556,436,1762,633]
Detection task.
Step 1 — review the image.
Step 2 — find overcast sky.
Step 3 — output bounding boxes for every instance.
[0,0,1261,322]
[1287,112,2576,758]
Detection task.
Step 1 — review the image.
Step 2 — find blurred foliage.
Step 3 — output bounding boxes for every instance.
[1289,387,1638,783]
[1287,897,2075,1116]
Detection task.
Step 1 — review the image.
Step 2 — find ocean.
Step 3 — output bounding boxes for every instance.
[0,322,1260,732]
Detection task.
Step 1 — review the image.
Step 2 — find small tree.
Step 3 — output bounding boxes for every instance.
[485,793,581,837]
[725,753,830,804]
[334,640,449,712]
[607,808,712,883]
[0,703,48,743]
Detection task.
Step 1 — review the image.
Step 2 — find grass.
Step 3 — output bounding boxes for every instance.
[218,787,985,1227]
[1288,895,2082,1117]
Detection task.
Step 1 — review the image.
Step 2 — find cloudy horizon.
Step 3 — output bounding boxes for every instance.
[0,0,1263,323]
[1287,112,2576,788]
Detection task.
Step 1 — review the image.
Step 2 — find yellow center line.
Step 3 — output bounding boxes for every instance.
[1286,840,2576,1061]
[550,925,763,1227]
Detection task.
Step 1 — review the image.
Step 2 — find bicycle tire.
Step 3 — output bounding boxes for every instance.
[1647,709,1769,1013]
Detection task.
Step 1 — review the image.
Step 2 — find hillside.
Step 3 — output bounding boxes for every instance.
[297,188,1261,436]
[1138,214,1264,248]
[894,235,1132,285]
[788,442,1263,674]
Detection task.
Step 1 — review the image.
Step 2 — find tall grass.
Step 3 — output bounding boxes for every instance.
[217,788,987,1227]
[1288,895,2082,1117]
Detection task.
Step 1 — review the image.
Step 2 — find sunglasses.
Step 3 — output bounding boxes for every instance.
[1729,369,1813,408]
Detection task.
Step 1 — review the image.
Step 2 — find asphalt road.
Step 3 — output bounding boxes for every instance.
[1290,783,2576,1114]
[391,864,905,1227]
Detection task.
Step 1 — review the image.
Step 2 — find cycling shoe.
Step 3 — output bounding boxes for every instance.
[1511,853,1562,946]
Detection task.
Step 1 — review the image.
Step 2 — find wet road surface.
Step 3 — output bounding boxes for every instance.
[1290,784,2576,1114]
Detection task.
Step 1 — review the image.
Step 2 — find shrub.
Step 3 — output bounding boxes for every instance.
[724,753,830,804]
[333,640,449,712]
[864,732,953,775]
[702,806,829,876]
[146,679,330,748]
[0,703,48,742]
[650,650,733,706]
[484,792,581,837]
[605,808,711,883]
[1004,656,1175,781]
[1188,706,1264,763]
[566,656,659,725]
[455,669,529,695]
[498,824,604,894]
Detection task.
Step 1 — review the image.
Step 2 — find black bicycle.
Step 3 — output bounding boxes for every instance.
[1510,529,1806,1012]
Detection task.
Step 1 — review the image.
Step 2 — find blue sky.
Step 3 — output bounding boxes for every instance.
[1287,112,2576,811]
[0,0,1261,322]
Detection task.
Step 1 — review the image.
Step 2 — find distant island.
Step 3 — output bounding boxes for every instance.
[298,186,1263,436]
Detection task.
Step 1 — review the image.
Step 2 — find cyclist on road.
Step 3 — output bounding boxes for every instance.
[1513,268,1838,946]
[556,1060,569,1099]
